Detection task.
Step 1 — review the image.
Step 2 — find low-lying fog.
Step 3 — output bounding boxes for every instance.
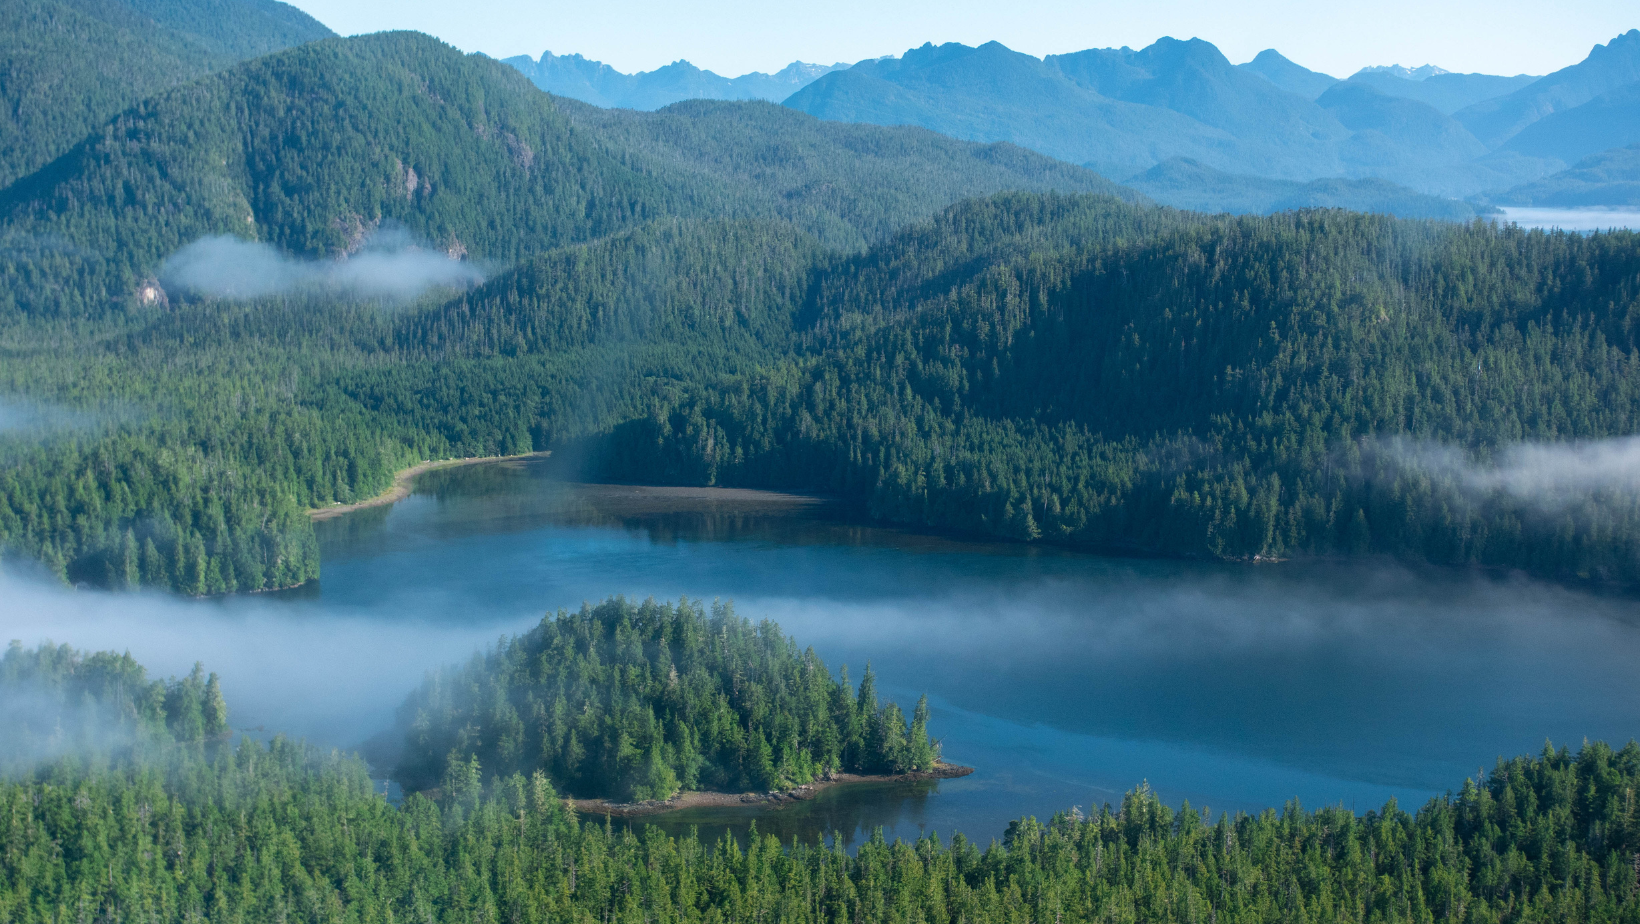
[7,466,1640,829]
[1498,206,1640,233]
[159,227,485,302]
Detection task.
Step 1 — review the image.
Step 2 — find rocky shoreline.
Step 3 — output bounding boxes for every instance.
[569,762,974,818]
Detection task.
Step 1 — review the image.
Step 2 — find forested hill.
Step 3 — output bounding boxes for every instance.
[8,190,1640,593]
[393,597,941,802]
[0,0,332,189]
[5,27,1640,596]
[0,31,676,319]
[7,644,1640,922]
[553,96,1127,249]
[589,194,1640,582]
[2,641,230,769]
[0,30,1126,318]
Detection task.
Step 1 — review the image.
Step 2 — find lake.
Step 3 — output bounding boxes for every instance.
[9,457,1640,848]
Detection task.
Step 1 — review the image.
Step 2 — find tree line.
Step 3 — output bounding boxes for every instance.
[3,643,1637,922]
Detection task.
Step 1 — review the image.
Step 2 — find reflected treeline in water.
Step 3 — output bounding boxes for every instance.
[319,457,1011,556]
[616,779,944,850]
[322,457,1093,558]
[262,457,1640,842]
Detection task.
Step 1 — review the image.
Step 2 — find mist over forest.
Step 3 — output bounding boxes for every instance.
[3,0,1640,920]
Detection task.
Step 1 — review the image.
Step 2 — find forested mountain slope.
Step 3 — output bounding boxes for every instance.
[8,190,1640,593]
[590,194,1640,582]
[0,31,1124,318]
[0,0,331,188]
[0,31,1124,593]
[401,218,824,360]
[0,31,678,318]
[555,96,1130,249]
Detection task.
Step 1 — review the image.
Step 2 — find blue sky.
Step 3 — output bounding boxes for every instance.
[286,0,1634,81]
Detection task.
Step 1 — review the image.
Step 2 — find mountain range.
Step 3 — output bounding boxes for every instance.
[1302,63,1539,115]
[0,29,1123,317]
[779,31,1640,206]
[503,52,845,110]
[495,30,1640,211]
[4,0,1640,599]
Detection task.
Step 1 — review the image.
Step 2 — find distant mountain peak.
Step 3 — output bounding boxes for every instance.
[1237,49,1339,99]
[1357,64,1452,81]
[504,51,847,110]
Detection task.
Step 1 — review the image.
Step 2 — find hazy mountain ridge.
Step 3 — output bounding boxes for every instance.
[1343,70,1539,114]
[1455,29,1640,148]
[786,39,1349,180]
[504,51,846,110]
[780,31,1640,204]
[1493,144,1640,206]
[1127,157,1487,219]
[1236,49,1337,98]
[787,37,1531,194]
[1496,81,1640,165]
[0,31,1126,316]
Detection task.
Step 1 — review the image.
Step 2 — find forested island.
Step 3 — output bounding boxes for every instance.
[4,638,1639,923]
[5,4,1640,922]
[392,597,943,803]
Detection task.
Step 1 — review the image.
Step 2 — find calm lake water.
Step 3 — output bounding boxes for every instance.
[324,460,1640,845]
[10,458,1640,847]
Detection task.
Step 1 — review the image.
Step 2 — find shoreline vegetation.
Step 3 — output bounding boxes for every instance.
[568,763,975,818]
[394,598,948,804]
[307,451,554,520]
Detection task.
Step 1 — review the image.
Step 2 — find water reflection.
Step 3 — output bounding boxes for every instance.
[308,460,1640,845]
[9,458,1637,850]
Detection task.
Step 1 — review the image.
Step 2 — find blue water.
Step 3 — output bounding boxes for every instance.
[12,458,1639,848]
[312,461,1640,844]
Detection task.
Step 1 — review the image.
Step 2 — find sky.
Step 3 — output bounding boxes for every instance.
[282,0,1635,80]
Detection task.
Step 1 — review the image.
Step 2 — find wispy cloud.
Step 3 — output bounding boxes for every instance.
[1375,435,1640,511]
[160,228,485,301]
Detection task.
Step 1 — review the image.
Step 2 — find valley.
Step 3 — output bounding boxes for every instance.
[3,2,1640,920]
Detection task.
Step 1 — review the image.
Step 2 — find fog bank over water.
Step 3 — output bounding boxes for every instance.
[1498,206,1640,232]
[0,563,506,747]
[6,466,1640,839]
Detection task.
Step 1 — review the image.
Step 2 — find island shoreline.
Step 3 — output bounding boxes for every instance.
[569,763,975,819]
